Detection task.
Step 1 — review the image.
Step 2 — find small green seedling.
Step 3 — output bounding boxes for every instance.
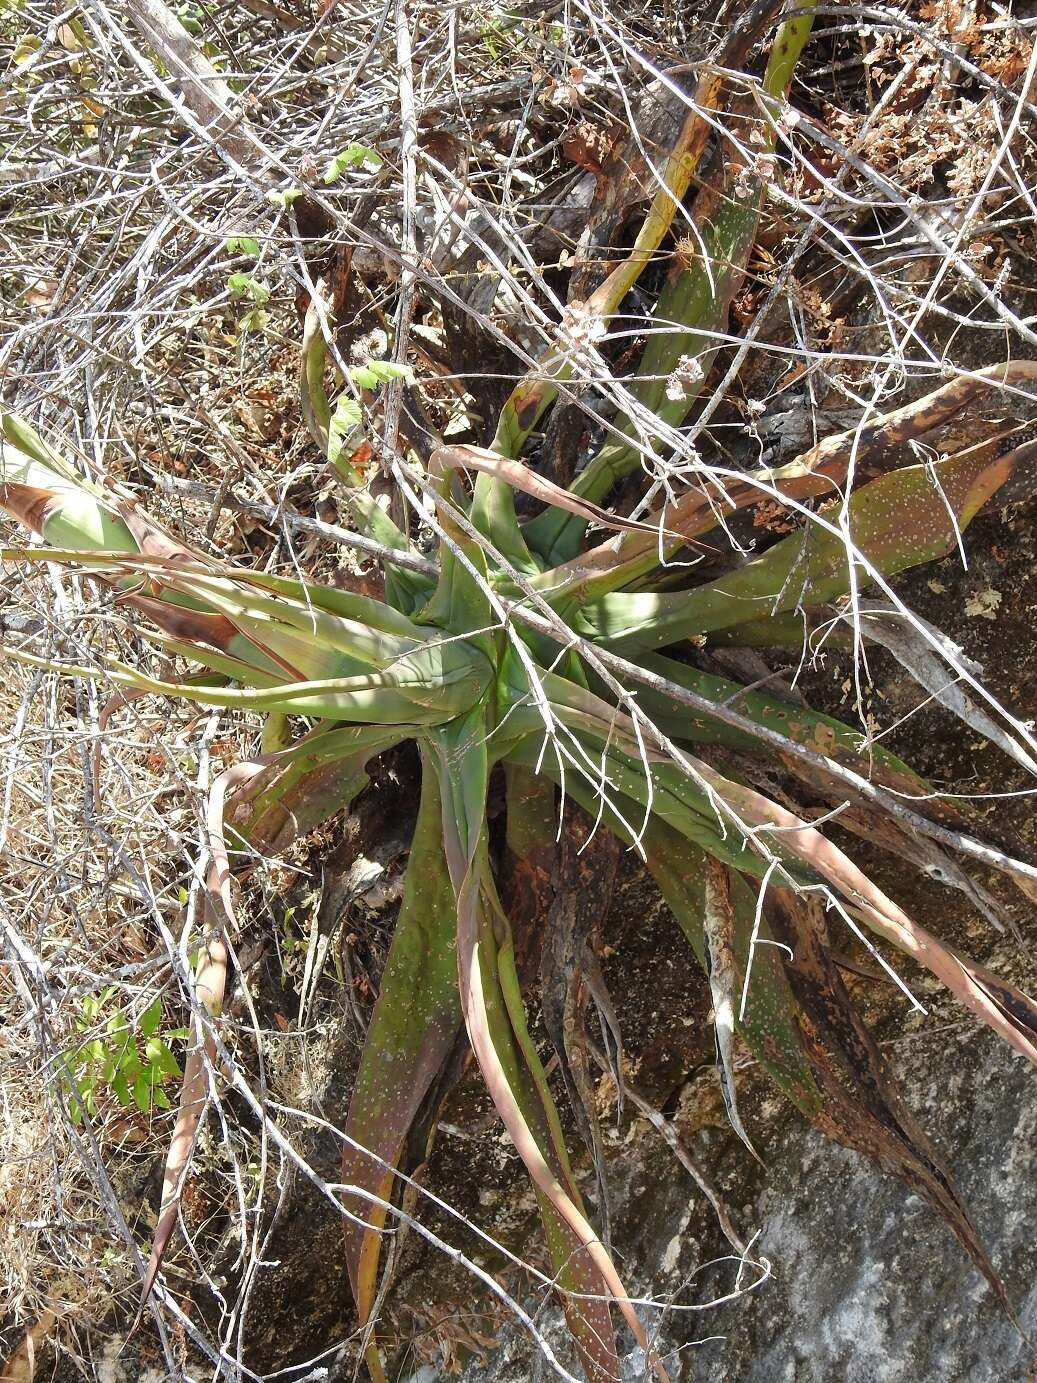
[349,359,413,389]
[266,186,302,210]
[227,272,269,304]
[225,235,260,257]
[328,360,414,468]
[176,3,204,36]
[61,990,187,1124]
[323,144,382,184]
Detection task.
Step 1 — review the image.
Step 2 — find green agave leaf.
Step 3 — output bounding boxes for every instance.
[509,703,1035,1136]
[0,440,139,554]
[489,8,794,472]
[522,219,743,568]
[744,361,1037,505]
[429,709,662,1382]
[703,855,760,1156]
[497,655,744,862]
[654,831,822,1120]
[502,736,821,1119]
[0,544,306,687]
[627,652,927,788]
[501,763,557,957]
[419,495,496,644]
[2,637,493,726]
[533,669,800,878]
[1,413,201,567]
[579,443,1023,654]
[237,565,426,640]
[535,371,1037,615]
[701,609,830,649]
[151,566,417,676]
[0,423,424,686]
[131,594,299,680]
[468,458,542,580]
[2,409,90,482]
[341,757,464,1372]
[524,12,815,568]
[0,411,145,558]
[240,723,408,854]
[259,711,293,755]
[470,11,794,586]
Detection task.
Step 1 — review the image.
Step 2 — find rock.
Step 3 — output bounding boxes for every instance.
[653,1029,1036,1381]
[443,1027,1034,1381]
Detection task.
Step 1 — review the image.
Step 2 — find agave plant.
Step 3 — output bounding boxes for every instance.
[3,8,1037,1380]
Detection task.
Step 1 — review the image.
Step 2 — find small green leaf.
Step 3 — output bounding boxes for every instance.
[112,1072,131,1107]
[132,1075,152,1112]
[349,365,379,390]
[225,235,260,257]
[323,143,382,184]
[266,186,302,209]
[227,273,270,304]
[177,3,203,35]
[328,394,363,465]
[351,359,414,389]
[13,33,43,66]
[372,360,413,383]
[140,998,162,1039]
[240,307,269,333]
[148,1039,182,1077]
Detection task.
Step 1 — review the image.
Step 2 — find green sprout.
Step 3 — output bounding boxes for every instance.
[323,143,382,183]
[226,272,269,304]
[60,991,187,1125]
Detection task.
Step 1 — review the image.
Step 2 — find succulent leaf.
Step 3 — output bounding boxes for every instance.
[578,444,1026,653]
[341,758,463,1366]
